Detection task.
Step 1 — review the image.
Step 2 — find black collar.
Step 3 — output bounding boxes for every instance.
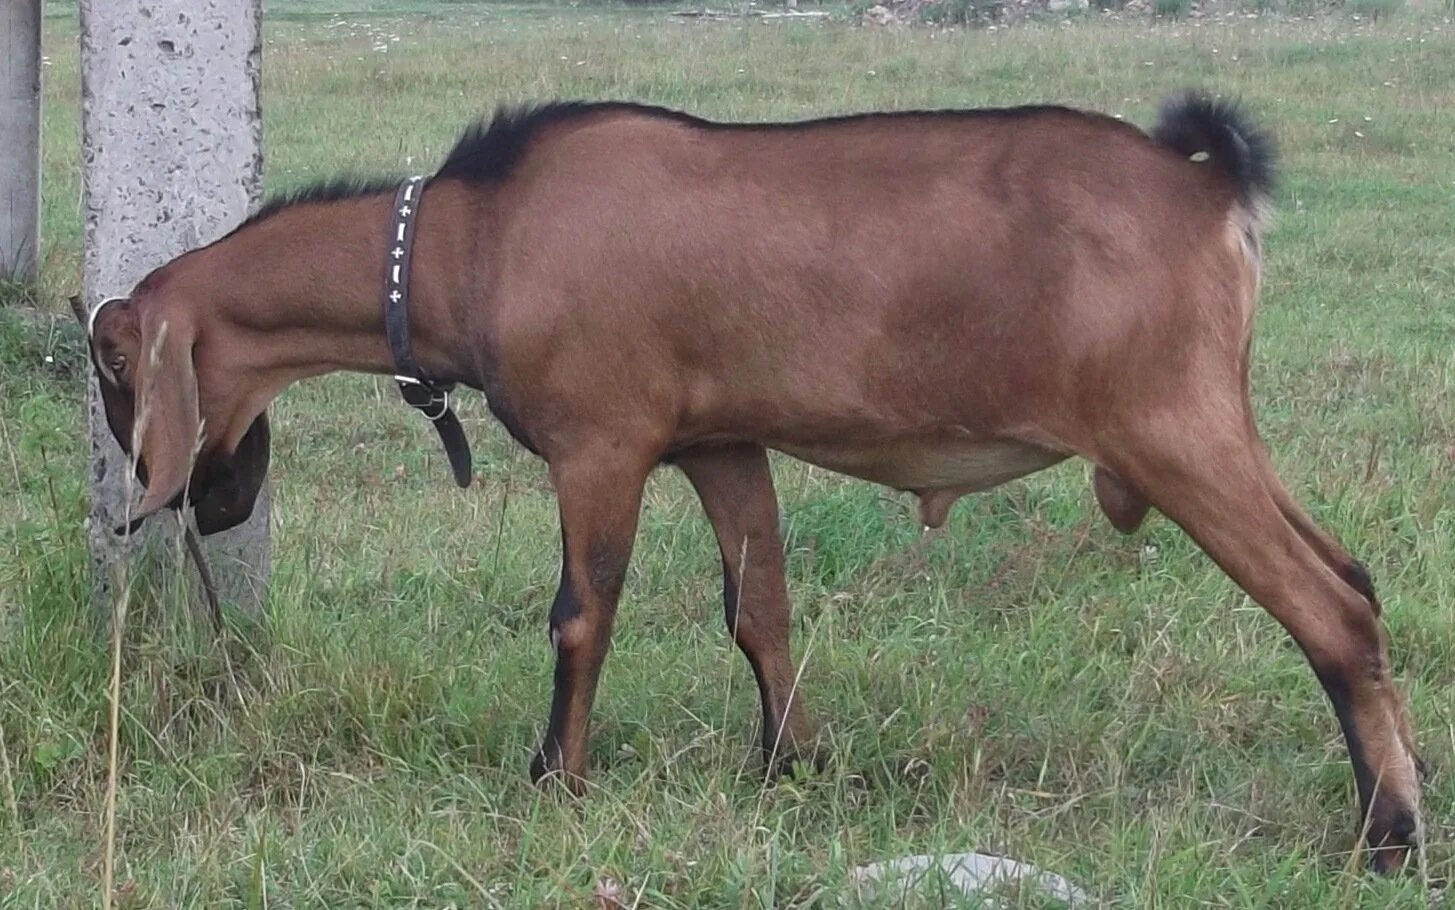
[384,176,473,487]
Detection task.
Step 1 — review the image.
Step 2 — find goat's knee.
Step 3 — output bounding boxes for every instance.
[547,571,587,649]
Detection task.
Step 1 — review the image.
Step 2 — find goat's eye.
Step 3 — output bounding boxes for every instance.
[109,354,126,374]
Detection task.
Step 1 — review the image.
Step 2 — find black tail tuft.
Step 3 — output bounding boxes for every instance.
[1152,92,1276,209]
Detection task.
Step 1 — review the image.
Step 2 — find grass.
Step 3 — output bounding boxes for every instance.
[4,2,1455,906]
[1345,0,1408,18]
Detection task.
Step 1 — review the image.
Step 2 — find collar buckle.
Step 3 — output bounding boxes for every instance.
[394,374,452,421]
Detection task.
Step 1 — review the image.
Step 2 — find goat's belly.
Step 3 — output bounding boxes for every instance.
[774,437,1067,526]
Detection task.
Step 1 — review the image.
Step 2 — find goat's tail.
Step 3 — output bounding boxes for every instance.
[1153,92,1276,231]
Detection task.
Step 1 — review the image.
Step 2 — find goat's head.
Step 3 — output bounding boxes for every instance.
[79,291,270,536]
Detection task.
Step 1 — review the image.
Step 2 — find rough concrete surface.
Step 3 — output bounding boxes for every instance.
[1,0,42,281]
[80,0,270,619]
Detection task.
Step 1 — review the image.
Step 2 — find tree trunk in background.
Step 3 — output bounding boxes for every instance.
[1,0,42,284]
[80,0,270,621]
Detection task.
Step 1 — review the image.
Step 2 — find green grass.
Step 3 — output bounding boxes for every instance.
[5,3,1455,906]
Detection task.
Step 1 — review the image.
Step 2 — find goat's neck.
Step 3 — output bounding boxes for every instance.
[178,186,474,389]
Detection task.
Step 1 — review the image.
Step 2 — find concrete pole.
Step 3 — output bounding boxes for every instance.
[1,0,42,283]
[80,0,270,621]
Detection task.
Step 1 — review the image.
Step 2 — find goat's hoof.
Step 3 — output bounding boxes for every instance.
[529,750,586,796]
[765,743,827,781]
[1367,807,1421,875]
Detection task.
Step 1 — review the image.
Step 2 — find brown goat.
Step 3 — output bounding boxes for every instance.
[84,94,1422,870]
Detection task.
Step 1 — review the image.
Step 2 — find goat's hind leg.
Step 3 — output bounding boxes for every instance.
[1105,422,1422,873]
[1250,444,1424,779]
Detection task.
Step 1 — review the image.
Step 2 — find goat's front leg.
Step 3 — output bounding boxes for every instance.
[675,443,818,774]
[529,451,650,793]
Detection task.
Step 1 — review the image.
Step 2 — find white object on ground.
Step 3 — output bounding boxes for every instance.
[850,852,1088,906]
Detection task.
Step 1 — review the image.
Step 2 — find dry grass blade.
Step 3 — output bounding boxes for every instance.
[183,521,223,634]
[100,479,135,910]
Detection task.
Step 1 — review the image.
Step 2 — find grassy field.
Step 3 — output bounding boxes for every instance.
[4,2,1455,906]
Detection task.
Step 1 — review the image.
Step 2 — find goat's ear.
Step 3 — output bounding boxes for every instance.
[132,312,201,520]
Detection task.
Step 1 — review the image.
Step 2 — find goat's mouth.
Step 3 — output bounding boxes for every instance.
[190,414,272,535]
[191,458,265,534]
[102,409,272,538]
